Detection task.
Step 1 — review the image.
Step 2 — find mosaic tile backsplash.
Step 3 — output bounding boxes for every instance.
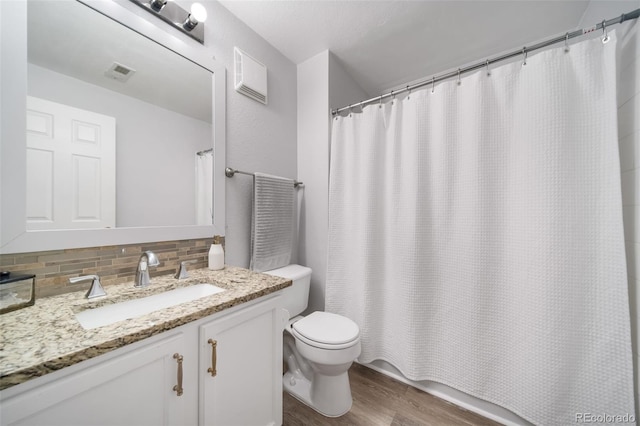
[0,237,224,298]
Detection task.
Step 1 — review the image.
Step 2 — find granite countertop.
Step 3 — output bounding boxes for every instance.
[0,266,291,391]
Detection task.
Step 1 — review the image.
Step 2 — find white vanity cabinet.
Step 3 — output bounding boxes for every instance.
[0,294,285,426]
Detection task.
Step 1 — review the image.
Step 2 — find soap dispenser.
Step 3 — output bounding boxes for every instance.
[208,237,224,270]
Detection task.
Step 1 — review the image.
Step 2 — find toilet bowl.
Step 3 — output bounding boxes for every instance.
[264,264,361,417]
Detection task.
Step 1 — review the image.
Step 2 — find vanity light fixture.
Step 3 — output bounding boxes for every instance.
[128,0,207,44]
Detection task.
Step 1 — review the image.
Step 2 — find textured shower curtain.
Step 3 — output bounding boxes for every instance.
[326,30,635,425]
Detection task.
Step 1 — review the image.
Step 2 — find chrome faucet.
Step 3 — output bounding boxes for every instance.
[69,275,107,299]
[134,251,160,287]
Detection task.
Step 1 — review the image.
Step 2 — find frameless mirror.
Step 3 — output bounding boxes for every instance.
[0,0,226,253]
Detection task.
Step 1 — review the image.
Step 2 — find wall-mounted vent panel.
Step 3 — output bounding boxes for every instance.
[104,62,136,83]
[234,47,267,104]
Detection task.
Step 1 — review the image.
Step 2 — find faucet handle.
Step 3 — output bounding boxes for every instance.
[69,275,107,299]
[175,260,198,280]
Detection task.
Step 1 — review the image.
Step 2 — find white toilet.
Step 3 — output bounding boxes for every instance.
[264,264,361,417]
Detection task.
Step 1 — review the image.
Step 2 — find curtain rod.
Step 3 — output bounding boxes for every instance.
[331,8,640,116]
[196,148,213,156]
[225,167,304,188]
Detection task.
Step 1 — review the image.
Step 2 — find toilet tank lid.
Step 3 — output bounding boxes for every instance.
[263,264,312,280]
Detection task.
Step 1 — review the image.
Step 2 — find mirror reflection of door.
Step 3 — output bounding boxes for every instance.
[26,96,116,230]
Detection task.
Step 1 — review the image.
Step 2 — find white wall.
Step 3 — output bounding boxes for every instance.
[297,51,367,313]
[27,64,211,228]
[297,51,330,314]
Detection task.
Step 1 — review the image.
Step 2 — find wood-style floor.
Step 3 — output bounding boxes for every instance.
[283,363,501,426]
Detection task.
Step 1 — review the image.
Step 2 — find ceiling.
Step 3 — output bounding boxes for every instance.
[218,0,635,97]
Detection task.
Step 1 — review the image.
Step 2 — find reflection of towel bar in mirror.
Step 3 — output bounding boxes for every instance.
[197,148,213,156]
[225,167,303,188]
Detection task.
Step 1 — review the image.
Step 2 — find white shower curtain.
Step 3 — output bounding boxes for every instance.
[196,151,213,225]
[326,30,635,425]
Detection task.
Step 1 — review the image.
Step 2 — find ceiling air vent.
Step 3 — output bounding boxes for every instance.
[234,47,267,104]
[104,62,136,83]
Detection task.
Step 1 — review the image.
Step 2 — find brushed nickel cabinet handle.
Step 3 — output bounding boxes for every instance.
[207,339,217,377]
[173,353,184,396]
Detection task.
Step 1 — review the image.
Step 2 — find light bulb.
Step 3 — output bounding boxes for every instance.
[190,3,207,23]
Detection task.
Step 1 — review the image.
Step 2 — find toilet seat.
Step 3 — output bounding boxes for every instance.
[292,312,360,350]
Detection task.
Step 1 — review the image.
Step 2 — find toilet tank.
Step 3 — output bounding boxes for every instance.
[263,264,311,318]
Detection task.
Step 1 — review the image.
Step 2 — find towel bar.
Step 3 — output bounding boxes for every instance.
[225,167,303,188]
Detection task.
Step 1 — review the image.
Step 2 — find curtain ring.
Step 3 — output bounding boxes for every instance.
[349,105,353,118]
[601,19,610,44]
[485,60,491,77]
[360,101,365,113]
[391,90,395,105]
[564,32,570,52]
[521,47,528,67]
[457,68,462,86]
[431,77,435,94]
[406,85,411,100]
[379,95,383,109]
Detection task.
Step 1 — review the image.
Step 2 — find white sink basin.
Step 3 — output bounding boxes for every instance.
[75,283,225,330]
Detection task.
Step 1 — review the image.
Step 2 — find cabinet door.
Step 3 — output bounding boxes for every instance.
[1,333,194,426]
[199,297,286,426]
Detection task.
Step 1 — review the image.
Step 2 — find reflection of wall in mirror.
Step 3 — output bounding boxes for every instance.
[28,64,212,228]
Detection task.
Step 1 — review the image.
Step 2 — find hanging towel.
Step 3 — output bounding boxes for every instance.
[250,173,295,272]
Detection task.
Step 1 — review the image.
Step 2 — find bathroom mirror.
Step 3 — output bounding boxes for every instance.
[0,0,226,253]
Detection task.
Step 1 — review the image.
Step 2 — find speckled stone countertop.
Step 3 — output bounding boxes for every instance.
[0,266,290,391]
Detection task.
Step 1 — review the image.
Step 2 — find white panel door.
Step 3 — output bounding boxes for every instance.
[26,96,116,230]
